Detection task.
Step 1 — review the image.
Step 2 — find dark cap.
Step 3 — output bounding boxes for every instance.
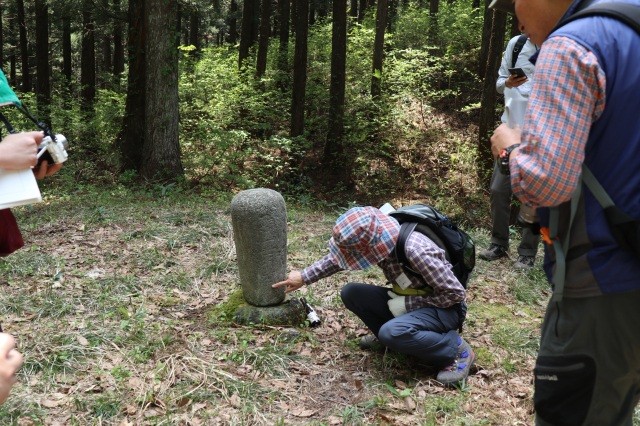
[489,0,515,14]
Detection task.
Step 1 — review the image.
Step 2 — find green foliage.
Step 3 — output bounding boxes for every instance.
[12,0,490,220]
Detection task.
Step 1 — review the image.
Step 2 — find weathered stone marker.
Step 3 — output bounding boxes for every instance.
[230,188,305,325]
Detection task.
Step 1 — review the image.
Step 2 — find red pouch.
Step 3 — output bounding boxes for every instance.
[0,208,24,256]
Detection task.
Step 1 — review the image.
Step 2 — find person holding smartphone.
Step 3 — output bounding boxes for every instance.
[478,25,540,269]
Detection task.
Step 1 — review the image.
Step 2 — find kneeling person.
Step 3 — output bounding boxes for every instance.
[272,206,474,386]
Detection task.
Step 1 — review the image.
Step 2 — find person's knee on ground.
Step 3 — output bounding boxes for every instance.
[377,321,457,367]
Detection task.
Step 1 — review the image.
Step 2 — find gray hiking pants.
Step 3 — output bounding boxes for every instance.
[490,161,539,256]
[535,291,640,425]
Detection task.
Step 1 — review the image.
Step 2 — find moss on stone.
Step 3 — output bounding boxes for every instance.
[208,289,307,327]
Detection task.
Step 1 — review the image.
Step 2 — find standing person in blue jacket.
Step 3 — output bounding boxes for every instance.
[490,0,640,423]
[273,206,474,386]
[479,28,540,269]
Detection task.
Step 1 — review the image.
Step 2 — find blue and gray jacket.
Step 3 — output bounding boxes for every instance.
[537,0,640,298]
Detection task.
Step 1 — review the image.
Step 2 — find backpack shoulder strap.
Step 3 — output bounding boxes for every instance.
[560,2,640,34]
[395,222,417,270]
[511,34,528,68]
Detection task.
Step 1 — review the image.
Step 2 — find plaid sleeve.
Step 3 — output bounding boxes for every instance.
[301,254,343,285]
[402,233,466,310]
[511,36,606,207]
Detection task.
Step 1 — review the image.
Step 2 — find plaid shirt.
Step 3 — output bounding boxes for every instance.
[301,231,465,310]
[510,36,606,207]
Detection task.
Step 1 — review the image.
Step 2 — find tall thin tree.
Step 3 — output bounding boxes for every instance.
[256,0,272,77]
[119,0,145,171]
[62,15,72,87]
[239,0,259,68]
[227,0,239,44]
[478,2,507,181]
[81,0,97,111]
[323,0,347,179]
[371,0,388,98]
[16,0,30,91]
[34,0,51,124]
[290,0,309,137]
[113,0,125,76]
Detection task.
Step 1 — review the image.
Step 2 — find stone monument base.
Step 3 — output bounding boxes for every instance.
[234,297,307,326]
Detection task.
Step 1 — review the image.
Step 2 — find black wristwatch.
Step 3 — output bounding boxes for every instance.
[498,143,520,175]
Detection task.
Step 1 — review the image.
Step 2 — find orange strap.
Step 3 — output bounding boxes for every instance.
[539,227,553,245]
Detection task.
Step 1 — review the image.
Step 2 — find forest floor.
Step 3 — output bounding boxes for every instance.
[0,190,555,425]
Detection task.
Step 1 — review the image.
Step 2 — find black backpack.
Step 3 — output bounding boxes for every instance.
[389,204,476,288]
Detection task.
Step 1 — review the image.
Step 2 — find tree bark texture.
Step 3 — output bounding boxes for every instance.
[16,0,30,91]
[227,0,239,44]
[278,0,290,70]
[101,0,113,84]
[62,16,73,85]
[256,0,272,77]
[239,0,259,68]
[324,0,347,163]
[119,0,146,171]
[189,10,201,53]
[290,0,309,137]
[113,0,126,76]
[477,4,507,182]
[141,0,183,181]
[371,0,388,98]
[35,0,50,123]
[81,0,96,111]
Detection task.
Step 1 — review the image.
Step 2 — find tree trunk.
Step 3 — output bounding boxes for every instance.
[358,0,369,22]
[371,0,388,99]
[81,0,96,111]
[239,0,259,68]
[62,16,72,86]
[324,0,347,174]
[227,0,239,44]
[429,0,439,43]
[101,0,113,86]
[16,0,30,91]
[113,0,125,76]
[317,0,328,19]
[119,0,146,171]
[10,55,16,85]
[290,0,308,137]
[256,0,272,77]
[477,3,507,182]
[278,0,290,66]
[34,0,50,124]
[189,10,201,53]
[141,0,183,181]
[350,0,358,18]
[276,0,290,89]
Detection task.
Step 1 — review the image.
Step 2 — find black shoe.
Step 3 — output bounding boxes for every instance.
[478,243,508,261]
[359,335,385,352]
[514,255,535,270]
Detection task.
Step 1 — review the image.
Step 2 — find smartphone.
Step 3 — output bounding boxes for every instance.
[508,67,527,78]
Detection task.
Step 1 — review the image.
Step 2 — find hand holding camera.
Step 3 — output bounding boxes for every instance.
[34,133,68,179]
[37,134,68,166]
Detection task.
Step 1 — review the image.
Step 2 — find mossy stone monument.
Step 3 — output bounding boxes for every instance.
[230,188,305,325]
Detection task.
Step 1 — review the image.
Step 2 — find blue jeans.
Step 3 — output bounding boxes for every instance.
[340,282,464,367]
